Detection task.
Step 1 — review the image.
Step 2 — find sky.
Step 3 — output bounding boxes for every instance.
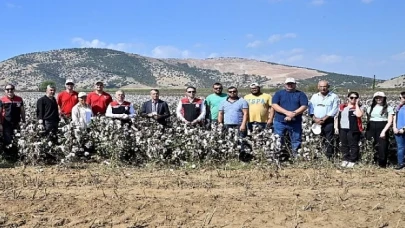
[0,0,404,80]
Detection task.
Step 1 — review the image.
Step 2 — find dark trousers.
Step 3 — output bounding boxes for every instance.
[44,120,59,143]
[320,118,335,158]
[3,121,19,145]
[366,121,389,167]
[340,129,361,163]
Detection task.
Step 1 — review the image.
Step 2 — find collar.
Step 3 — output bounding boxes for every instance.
[226,96,240,102]
[318,91,332,97]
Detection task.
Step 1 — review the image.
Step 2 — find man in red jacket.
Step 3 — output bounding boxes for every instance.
[57,79,78,119]
[86,81,113,115]
[176,86,206,125]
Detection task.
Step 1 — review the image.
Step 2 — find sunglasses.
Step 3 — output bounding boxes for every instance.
[5,88,14,91]
[349,97,358,100]
[187,91,196,93]
[228,90,237,93]
[213,87,222,90]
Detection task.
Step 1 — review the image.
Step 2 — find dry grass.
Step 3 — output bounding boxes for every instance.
[0,164,404,227]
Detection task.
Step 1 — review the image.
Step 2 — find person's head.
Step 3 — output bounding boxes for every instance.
[347,91,359,105]
[78,92,87,104]
[46,85,56,97]
[150,89,159,100]
[400,92,405,105]
[372,92,386,105]
[249,83,261,95]
[65,79,74,91]
[212,82,223,95]
[318,80,330,95]
[227,86,238,98]
[95,81,104,92]
[284,78,297,91]
[4,84,15,98]
[185,86,197,99]
[115,90,125,102]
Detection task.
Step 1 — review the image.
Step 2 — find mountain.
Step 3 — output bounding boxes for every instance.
[376,74,405,88]
[0,48,381,90]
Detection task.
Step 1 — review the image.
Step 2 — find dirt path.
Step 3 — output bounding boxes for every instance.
[0,166,404,227]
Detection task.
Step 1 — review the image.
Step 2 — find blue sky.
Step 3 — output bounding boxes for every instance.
[1,0,404,79]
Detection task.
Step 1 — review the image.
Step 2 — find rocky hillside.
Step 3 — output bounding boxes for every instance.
[377,74,405,88]
[0,48,380,90]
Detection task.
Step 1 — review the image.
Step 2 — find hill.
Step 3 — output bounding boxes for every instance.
[377,74,405,88]
[0,48,380,90]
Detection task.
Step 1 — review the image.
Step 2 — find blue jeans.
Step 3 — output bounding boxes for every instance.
[395,134,405,166]
[273,120,302,154]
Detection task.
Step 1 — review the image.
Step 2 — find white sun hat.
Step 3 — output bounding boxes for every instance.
[311,123,322,135]
[373,91,386,98]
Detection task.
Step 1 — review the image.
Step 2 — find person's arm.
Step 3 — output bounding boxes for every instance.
[204,98,211,120]
[195,101,206,122]
[176,100,187,122]
[57,93,62,114]
[308,95,315,116]
[71,106,79,123]
[36,98,44,122]
[158,102,171,120]
[239,100,249,131]
[128,103,136,118]
[20,105,26,123]
[354,99,363,117]
[271,91,295,118]
[324,95,340,121]
[293,92,308,115]
[140,102,149,118]
[218,102,224,124]
[380,113,394,137]
[105,104,122,118]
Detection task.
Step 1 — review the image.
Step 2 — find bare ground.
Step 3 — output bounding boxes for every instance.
[0,165,404,227]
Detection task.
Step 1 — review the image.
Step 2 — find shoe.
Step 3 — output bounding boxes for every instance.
[395,165,405,170]
[346,162,355,168]
[340,161,348,167]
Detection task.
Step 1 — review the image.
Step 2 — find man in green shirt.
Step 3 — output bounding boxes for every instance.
[205,82,227,129]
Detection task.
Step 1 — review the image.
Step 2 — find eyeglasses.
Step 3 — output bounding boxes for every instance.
[228,90,237,93]
[187,91,196,93]
[5,88,14,91]
[349,97,358,99]
[117,94,125,96]
[213,87,222,90]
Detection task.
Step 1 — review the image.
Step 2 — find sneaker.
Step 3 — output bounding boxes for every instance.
[394,165,405,170]
[340,161,348,167]
[346,162,355,168]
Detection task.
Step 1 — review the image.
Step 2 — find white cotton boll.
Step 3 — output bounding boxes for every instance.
[48,141,53,147]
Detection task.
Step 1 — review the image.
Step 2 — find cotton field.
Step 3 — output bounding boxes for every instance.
[1,91,399,167]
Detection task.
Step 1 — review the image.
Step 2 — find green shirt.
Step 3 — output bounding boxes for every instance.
[367,105,394,121]
[205,93,227,120]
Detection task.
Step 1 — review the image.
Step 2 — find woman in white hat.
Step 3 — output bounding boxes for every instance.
[71,92,93,129]
[365,91,394,168]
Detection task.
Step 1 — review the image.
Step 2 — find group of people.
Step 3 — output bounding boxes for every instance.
[0,78,404,170]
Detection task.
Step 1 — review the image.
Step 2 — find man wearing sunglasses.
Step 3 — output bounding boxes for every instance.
[204,82,227,128]
[272,78,308,158]
[176,86,206,125]
[0,84,26,158]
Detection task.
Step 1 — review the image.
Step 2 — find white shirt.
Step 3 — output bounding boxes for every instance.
[71,103,93,129]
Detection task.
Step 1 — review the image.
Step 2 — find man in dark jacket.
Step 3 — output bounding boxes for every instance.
[37,85,60,141]
[140,89,171,126]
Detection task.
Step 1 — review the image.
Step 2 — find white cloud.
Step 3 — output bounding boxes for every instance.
[311,0,325,5]
[246,40,262,48]
[71,37,133,51]
[392,51,405,61]
[268,33,297,43]
[361,0,373,3]
[5,2,21,8]
[207,53,219,58]
[151,45,191,58]
[317,54,343,64]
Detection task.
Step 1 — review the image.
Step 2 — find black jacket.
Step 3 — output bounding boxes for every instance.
[140,99,171,125]
[36,95,60,122]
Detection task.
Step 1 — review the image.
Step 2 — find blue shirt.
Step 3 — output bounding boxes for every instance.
[309,92,339,118]
[272,89,308,123]
[219,97,249,125]
[397,106,405,129]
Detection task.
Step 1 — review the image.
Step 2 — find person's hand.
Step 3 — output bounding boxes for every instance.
[313,118,323,125]
[121,114,129,119]
[379,132,386,138]
[284,117,292,122]
[147,113,153,117]
[191,120,199,125]
[152,115,160,120]
[400,128,405,134]
[334,128,339,135]
[266,119,273,128]
[240,124,246,132]
[285,111,295,118]
[38,119,43,124]
[394,127,399,134]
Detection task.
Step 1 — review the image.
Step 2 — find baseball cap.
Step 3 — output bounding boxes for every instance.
[78,92,87,98]
[249,82,260,88]
[65,79,74,85]
[311,123,322,135]
[373,92,386,98]
[285,78,296,84]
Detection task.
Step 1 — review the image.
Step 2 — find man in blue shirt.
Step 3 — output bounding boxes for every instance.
[272,78,308,158]
[308,80,339,159]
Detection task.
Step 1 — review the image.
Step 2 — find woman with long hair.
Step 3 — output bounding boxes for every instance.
[335,91,364,168]
[393,91,405,170]
[365,92,394,168]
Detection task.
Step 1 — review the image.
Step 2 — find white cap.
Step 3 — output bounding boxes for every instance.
[311,123,322,135]
[373,92,386,98]
[285,78,296,84]
[78,92,87,98]
[65,79,74,85]
[249,82,260,88]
